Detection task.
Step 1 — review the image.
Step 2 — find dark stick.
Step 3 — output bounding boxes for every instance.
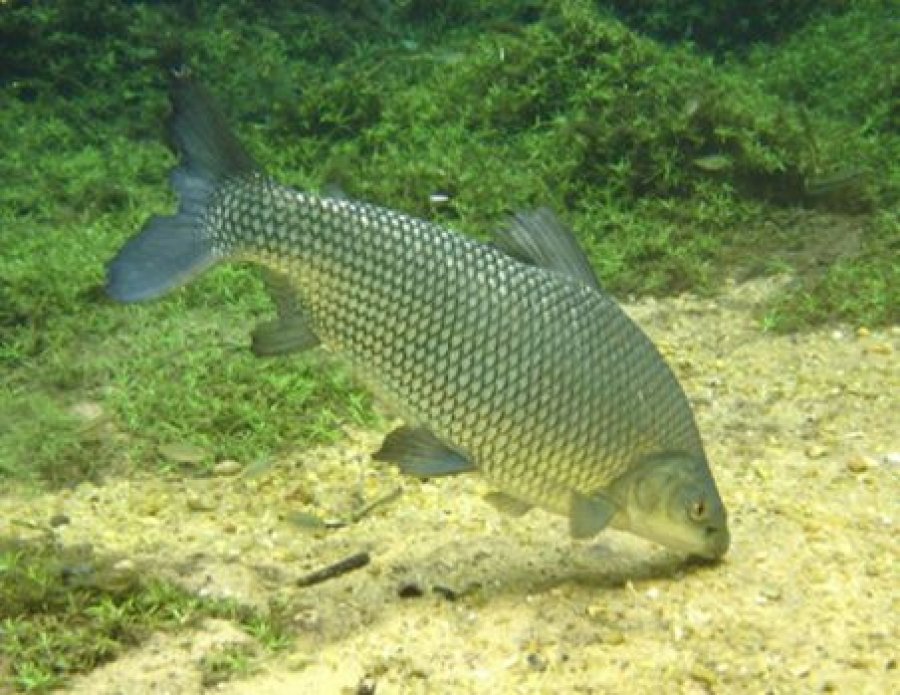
[296,551,371,587]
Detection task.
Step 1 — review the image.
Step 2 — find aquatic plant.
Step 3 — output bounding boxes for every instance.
[603,0,852,54]
[0,535,292,692]
[0,0,896,486]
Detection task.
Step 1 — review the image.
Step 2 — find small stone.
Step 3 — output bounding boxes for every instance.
[689,664,716,686]
[603,631,625,645]
[846,453,875,473]
[49,513,70,527]
[882,452,900,467]
[186,492,216,511]
[70,401,104,422]
[159,442,209,465]
[805,444,827,459]
[213,459,242,476]
[856,327,870,338]
[863,342,893,356]
[283,653,315,671]
[113,558,136,572]
[526,653,548,672]
[397,582,425,598]
[585,604,606,619]
[760,585,782,601]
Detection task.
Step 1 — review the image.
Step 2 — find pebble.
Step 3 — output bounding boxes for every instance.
[49,512,70,527]
[805,444,828,459]
[526,653,548,672]
[689,664,717,686]
[70,401,104,422]
[585,604,607,619]
[113,558,136,572]
[602,631,626,645]
[863,342,893,356]
[213,459,243,476]
[759,585,782,601]
[159,442,209,465]
[186,492,216,511]
[846,453,876,473]
[397,582,425,599]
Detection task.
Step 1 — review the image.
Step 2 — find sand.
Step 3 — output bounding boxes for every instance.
[2,278,897,694]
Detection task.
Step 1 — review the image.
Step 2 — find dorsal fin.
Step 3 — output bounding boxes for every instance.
[495,208,601,290]
[321,182,349,200]
[166,66,260,183]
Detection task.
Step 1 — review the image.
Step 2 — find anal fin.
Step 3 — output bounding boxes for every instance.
[484,492,533,517]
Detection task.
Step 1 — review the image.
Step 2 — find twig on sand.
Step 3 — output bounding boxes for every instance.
[296,551,371,587]
[349,486,403,523]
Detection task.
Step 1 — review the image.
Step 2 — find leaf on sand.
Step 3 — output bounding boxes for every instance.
[158,442,209,464]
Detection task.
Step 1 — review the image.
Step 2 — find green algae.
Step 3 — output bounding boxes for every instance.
[0,534,292,692]
[0,0,896,482]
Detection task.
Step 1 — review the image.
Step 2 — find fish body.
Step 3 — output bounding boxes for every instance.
[108,72,729,559]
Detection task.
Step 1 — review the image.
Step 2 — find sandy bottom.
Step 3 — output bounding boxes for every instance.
[3,278,897,694]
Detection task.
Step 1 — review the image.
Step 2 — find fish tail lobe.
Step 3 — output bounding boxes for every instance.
[106,67,261,302]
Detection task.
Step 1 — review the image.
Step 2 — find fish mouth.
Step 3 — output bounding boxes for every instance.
[633,522,730,560]
[689,525,730,560]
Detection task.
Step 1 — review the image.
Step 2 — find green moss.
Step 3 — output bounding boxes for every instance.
[0,535,292,692]
[199,643,259,688]
[602,0,852,54]
[761,210,900,331]
[0,0,897,488]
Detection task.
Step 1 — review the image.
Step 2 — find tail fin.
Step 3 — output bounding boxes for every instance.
[106,68,260,302]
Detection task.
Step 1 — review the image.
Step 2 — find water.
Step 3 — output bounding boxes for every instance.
[1,2,897,692]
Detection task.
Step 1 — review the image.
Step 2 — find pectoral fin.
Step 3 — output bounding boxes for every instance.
[373,426,475,478]
[484,492,533,517]
[569,491,617,539]
[251,316,319,356]
[251,270,320,356]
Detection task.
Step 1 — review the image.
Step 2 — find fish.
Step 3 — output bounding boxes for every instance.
[107,69,730,560]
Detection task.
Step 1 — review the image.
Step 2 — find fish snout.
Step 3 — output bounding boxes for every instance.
[698,522,731,559]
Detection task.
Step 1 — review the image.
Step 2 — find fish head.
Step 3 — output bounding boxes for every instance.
[608,452,730,560]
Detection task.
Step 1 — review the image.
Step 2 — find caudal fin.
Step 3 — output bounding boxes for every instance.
[106,67,260,302]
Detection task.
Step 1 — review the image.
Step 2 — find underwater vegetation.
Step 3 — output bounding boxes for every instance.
[0,0,898,690]
[0,533,293,691]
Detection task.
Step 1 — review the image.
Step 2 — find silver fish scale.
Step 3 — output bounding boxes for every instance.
[206,175,704,514]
